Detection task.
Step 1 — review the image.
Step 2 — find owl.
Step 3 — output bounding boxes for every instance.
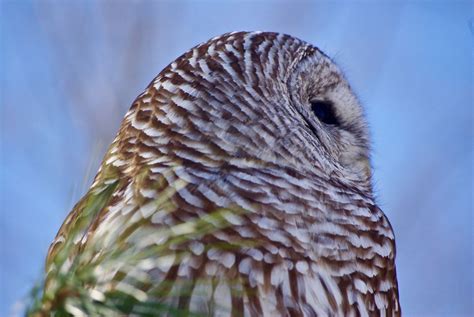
[34,32,400,316]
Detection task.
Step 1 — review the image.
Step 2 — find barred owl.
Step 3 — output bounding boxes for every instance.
[36,32,400,316]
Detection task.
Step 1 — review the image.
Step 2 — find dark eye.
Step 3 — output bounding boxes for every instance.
[310,100,339,125]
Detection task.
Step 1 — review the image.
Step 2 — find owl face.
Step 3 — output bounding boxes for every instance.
[287,50,371,184]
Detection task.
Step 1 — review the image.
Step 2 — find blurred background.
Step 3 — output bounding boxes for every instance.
[1,0,472,316]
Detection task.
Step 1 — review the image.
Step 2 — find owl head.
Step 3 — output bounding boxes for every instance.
[131,31,372,191]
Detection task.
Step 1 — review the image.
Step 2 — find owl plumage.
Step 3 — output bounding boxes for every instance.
[37,32,400,316]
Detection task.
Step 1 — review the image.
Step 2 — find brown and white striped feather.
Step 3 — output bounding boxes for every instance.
[46,32,400,316]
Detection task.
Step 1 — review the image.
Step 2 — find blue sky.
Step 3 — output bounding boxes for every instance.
[1,1,472,316]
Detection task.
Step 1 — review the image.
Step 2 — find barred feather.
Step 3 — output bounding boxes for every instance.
[31,31,400,316]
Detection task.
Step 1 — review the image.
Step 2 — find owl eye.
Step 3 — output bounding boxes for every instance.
[310,100,339,125]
